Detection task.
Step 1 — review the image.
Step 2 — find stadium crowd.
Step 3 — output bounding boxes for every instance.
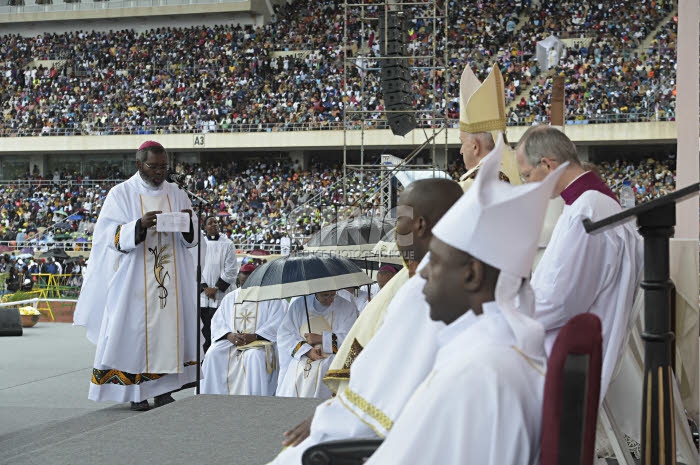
[0,0,677,136]
[509,11,678,124]
[0,154,677,257]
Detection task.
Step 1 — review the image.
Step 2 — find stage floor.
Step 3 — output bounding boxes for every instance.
[0,323,321,465]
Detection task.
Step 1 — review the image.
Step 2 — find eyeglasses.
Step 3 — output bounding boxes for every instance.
[143,162,169,171]
[519,159,543,183]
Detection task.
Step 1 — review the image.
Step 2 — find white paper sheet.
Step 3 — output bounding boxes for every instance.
[156,212,190,232]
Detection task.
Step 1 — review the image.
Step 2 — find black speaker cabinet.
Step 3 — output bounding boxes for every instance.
[0,307,23,336]
[388,113,417,137]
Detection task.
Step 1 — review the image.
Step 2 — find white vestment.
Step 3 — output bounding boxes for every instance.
[354,283,380,312]
[201,288,287,395]
[276,295,356,400]
[268,264,442,465]
[199,234,238,308]
[365,302,546,465]
[74,173,199,403]
[324,268,410,395]
[533,176,643,399]
[534,197,565,269]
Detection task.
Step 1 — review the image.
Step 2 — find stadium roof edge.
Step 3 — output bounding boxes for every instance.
[0,0,271,26]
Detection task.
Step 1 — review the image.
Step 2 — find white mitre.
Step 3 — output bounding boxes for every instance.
[459,64,506,135]
[433,134,568,357]
[459,64,521,185]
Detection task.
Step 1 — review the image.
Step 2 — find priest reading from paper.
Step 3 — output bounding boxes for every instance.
[73,140,199,412]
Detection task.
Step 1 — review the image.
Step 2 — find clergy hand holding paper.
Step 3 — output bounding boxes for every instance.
[138,209,194,243]
[140,210,161,230]
[155,211,191,232]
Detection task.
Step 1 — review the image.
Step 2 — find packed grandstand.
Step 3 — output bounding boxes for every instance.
[0,155,678,253]
[0,0,677,136]
[0,0,681,254]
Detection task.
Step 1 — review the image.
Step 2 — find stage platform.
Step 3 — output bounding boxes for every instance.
[4,321,685,465]
[0,323,321,465]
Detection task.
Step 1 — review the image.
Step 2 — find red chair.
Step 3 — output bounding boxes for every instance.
[541,313,603,465]
[302,313,604,465]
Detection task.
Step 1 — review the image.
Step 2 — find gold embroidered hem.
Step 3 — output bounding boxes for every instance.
[91,361,196,386]
[459,118,506,134]
[291,340,305,357]
[114,225,128,254]
[342,386,394,433]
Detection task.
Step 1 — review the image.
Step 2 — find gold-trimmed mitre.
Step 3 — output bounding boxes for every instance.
[459,64,507,135]
[459,63,520,186]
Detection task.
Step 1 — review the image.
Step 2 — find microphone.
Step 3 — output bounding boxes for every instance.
[166,171,187,185]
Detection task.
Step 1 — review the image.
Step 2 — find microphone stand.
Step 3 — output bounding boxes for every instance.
[171,178,210,395]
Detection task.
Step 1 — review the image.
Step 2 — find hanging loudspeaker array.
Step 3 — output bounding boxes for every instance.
[379,10,416,137]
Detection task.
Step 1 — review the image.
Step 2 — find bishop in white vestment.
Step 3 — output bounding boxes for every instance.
[74,141,199,409]
[201,285,287,396]
[276,293,356,400]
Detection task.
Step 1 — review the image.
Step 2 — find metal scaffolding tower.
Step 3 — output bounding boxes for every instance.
[341,0,449,217]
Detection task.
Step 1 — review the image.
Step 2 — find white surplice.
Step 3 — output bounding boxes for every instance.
[201,288,287,396]
[364,302,546,465]
[74,173,199,403]
[268,262,442,465]
[276,295,356,400]
[199,234,238,308]
[533,187,643,398]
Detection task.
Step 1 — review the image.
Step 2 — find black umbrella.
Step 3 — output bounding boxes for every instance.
[237,252,373,332]
[306,216,395,248]
[40,248,71,260]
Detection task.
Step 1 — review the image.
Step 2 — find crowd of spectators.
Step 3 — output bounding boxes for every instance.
[171,158,384,246]
[0,152,678,255]
[0,253,85,296]
[0,158,383,253]
[507,1,676,124]
[597,157,676,204]
[0,0,678,136]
